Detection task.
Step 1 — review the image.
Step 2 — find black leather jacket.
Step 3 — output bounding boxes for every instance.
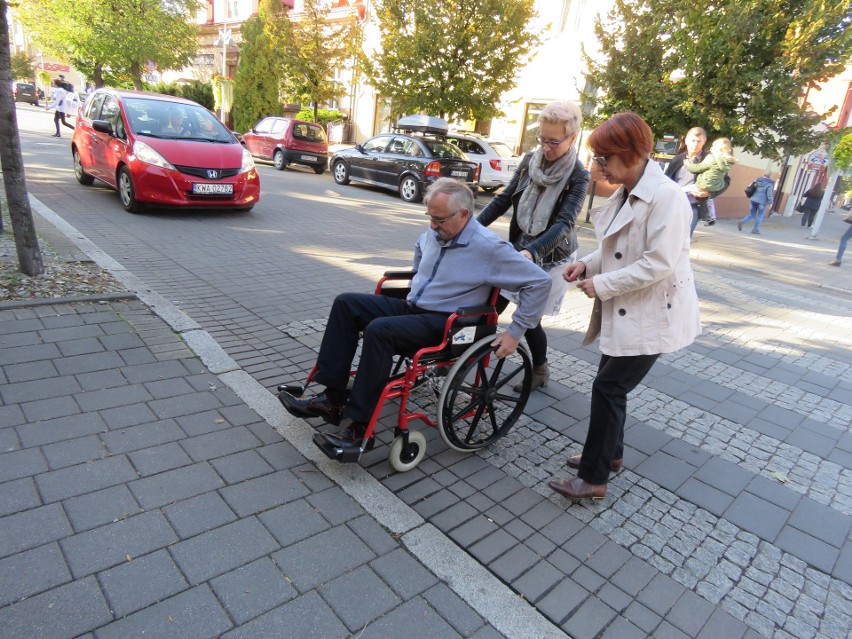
[477,152,590,265]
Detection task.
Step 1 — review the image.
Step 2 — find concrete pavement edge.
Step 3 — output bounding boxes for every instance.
[24,193,570,639]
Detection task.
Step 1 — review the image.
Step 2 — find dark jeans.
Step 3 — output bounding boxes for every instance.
[313,293,449,424]
[801,207,818,227]
[837,224,852,261]
[689,203,699,237]
[54,111,74,135]
[577,353,660,485]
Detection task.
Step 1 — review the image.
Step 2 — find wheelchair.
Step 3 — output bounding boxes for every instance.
[279,271,534,472]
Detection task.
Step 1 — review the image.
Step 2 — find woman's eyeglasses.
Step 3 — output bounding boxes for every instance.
[591,155,611,167]
[536,135,571,147]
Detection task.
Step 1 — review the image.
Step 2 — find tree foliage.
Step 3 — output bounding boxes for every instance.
[278,0,362,123]
[10,51,34,81]
[365,0,539,122]
[232,0,286,133]
[15,0,200,89]
[584,0,852,160]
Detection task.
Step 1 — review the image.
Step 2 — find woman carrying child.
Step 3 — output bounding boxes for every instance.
[685,138,736,223]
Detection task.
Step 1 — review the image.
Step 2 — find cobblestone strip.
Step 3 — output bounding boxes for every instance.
[661,349,852,429]
[480,427,852,639]
[547,353,852,516]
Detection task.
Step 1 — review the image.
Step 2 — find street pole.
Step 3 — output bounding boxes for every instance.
[215,26,232,123]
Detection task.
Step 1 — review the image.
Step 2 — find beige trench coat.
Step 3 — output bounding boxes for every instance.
[580,160,701,356]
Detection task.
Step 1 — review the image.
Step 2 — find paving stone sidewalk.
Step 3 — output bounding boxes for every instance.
[0,299,540,639]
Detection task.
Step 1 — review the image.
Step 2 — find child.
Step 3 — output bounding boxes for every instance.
[685,137,736,223]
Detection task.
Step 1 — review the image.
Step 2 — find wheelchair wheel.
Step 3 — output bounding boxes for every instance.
[388,430,427,472]
[437,335,532,452]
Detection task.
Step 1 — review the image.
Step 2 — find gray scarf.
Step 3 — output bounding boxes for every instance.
[516,145,576,236]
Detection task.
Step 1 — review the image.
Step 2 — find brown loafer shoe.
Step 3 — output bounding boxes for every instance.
[548,476,607,501]
[278,392,343,425]
[566,454,623,472]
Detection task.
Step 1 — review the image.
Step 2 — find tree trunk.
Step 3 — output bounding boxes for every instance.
[0,0,44,275]
[93,62,104,88]
[313,102,318,123]
[130,60,144,90]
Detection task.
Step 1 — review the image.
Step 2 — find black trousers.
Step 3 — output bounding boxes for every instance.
[313,293,449,424]
[801,207,818,227]
[577,353,660,485]
[54,111,74,134]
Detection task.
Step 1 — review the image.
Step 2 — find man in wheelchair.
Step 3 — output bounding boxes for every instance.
[278,178,551,453]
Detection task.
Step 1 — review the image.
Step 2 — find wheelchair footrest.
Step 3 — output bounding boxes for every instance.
[312,432,363,463]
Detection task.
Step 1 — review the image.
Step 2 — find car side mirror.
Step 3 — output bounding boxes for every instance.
[354,144,364,153]
[92,120,115,136]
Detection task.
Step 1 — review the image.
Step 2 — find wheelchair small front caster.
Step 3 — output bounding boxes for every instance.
[388,430,426,472]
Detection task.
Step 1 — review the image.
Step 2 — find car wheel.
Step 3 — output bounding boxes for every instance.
[313,164,326,175]
[332,160,350,185]
[273,150,286,171]
[399,176,421,203]
[118,166,142,213]
[73,149,95,185]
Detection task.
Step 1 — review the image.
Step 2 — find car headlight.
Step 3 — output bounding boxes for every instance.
[132,141,174,170]
[240,148,256,173]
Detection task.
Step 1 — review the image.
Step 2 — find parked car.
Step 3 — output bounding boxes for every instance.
[13,82,39,106]
[330,115,479,203]
[242,116,328,173]
[446,131,521,193]
[71,89,259,213]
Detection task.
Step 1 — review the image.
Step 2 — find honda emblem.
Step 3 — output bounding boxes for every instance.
[207,170,218,179]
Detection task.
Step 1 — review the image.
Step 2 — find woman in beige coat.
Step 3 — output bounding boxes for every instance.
[549,112,701,502]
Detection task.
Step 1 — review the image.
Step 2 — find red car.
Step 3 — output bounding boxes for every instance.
[242,116,328,173]
[72,89,260,212]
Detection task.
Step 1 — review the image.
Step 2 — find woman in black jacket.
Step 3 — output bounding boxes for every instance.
[800,183,825,228]
[477,101,590,391]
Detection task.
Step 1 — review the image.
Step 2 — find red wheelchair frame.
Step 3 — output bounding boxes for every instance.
[281,271,533,472]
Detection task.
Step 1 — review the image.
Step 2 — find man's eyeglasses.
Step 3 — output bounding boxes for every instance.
[591,155,611,167]
[426,209,462,225]
[536,135,571,147]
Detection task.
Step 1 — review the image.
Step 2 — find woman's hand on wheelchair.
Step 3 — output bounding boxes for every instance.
[491,333,520,358]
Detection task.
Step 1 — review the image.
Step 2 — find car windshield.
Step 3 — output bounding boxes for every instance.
[423,140,467,160]
[489,142,517,159]
[124,98,234,143]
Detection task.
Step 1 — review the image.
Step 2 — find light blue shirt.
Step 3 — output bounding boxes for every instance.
[408,217,551,339]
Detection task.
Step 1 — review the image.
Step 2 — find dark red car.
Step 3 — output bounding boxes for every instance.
[242,116,328,173]
[71,89,260,212]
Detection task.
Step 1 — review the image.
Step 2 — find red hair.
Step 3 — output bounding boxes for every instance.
[587,112,654,167]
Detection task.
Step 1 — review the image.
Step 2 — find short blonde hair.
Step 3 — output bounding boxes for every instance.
[711,137,734,158]
[538,101,582,137]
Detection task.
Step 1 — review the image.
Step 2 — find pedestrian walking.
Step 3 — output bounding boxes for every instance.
[477,101,590,392]
[799,183,824,228]
[48,79,75,138]
[684,137,736,224]
[548,112,701,502]
[829,213,852,266]
[738,171,775,234]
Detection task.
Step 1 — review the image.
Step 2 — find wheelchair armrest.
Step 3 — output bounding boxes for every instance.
[382,270,416,280]
[456,305,495,317]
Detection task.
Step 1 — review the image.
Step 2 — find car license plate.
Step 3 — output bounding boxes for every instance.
[300,155,317,162]
[450,170,468,178]
[507,163,518,172]
[192,183,233,195]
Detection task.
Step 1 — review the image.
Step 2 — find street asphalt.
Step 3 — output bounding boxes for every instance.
[1,103,851,638]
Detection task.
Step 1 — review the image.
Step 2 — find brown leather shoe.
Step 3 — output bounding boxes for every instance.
[548,476,607,501]
[278,392,343,425]
[566,454,623,472]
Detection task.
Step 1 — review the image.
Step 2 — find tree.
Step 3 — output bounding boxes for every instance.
[0,1,43,275]
[365,0,539,122]
[16,0,200,89]
[232,0,286,133]
[584,0,852,160]
[278,0,362,123]
[10,51,34,81]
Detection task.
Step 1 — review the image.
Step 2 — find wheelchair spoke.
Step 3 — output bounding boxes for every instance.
[462,404,488,443]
